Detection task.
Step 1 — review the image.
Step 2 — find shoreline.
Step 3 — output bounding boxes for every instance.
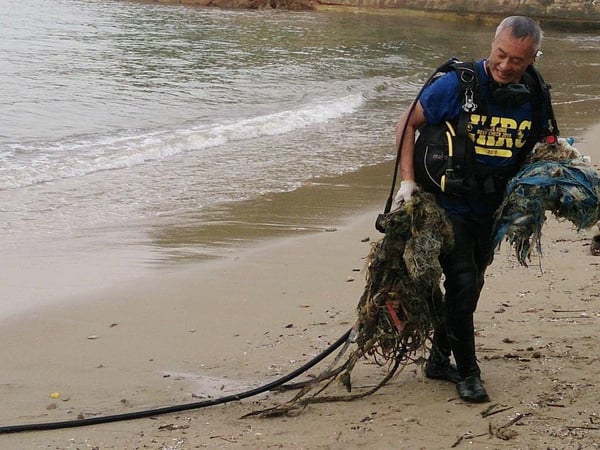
[1,124,599,448]
[131,0,600,31]
[4,122,599,324]
[0,159,395,323]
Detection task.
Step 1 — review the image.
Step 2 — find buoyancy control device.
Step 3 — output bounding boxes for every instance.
[412,58,559,196]
[376,57,558,233]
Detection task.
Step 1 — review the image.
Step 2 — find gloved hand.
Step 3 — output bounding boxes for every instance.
[393,180,418,209]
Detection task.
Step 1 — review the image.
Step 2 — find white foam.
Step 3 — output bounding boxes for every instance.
[1,93,364,191]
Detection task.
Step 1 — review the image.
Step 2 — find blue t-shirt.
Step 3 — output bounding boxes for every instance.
[419,59,546,216]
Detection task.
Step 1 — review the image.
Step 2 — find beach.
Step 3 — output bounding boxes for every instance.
[1,125,599,449]
[1,2,599,448]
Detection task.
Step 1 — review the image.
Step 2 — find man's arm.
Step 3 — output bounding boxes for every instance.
[393,101,428,206]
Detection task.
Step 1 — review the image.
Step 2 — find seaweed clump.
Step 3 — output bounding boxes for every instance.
[356,190,454,364]
[244,191,454,417]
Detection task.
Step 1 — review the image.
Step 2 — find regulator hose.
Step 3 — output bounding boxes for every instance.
[0,328,352,434]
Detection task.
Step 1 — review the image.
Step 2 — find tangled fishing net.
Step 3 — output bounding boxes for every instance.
[244,191,454,417]
[493,138,600,266]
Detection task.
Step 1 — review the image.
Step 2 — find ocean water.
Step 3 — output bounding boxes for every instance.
[0,0,598,316]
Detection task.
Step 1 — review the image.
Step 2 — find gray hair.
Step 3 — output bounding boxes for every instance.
[496,16,543,51]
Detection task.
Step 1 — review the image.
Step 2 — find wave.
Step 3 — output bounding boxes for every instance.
[0,93,364,190]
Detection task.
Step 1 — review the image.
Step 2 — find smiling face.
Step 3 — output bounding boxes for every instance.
[487,29,538,85]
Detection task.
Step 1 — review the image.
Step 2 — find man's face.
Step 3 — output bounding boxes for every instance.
[487,29,537,85]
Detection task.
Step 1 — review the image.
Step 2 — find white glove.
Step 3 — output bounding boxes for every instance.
[393,180,418,209]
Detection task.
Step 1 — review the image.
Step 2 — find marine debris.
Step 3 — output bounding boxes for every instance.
[244,191,454,417]
[493,138,600,266]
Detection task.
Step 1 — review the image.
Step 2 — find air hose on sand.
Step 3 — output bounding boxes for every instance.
[0,329,352,434]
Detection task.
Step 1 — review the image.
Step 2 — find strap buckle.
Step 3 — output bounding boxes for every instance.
[462,87,477,112]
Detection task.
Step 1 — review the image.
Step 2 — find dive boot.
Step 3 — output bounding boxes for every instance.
[456,374,490,403]
[424,350,461,384]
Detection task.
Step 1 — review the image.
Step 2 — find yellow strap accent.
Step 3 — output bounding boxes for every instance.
[446,131,454,157]
[474,146,513,158]
[442,126,454,193]
[445,121,457,137]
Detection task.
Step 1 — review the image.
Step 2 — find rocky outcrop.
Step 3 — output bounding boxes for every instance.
[146,0,600,29]
[154,0,315,9]
[205,0,314,9]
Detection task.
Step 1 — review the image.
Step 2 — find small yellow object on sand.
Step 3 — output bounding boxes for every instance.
[50,392,60,399]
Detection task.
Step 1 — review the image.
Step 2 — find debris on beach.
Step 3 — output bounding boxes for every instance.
[244,191,454,417]
[590,234,600,256]
[493,138,600,266]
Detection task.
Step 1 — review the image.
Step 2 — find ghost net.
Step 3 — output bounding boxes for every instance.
[493,138,600,266]
[245,191,454,417]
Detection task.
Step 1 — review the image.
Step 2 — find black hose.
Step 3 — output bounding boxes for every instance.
[0,328,352,434]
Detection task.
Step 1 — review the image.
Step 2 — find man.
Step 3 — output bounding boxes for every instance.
[394,16,552,402]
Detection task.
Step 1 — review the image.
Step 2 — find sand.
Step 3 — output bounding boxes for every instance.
[1,127,599,449]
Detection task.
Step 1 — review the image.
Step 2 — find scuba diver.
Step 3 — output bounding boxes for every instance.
[393,16,556,403]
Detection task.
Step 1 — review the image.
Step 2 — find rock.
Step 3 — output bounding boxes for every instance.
[206,0,315,10]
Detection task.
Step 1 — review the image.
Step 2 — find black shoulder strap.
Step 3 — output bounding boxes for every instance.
[452,61,479,114]
[447,61,478,176]
[525,64,559,140]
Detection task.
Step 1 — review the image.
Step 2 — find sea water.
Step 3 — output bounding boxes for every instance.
[0,0,598,316]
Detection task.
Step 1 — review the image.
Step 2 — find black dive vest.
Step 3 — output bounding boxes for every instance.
[413,60,558,198]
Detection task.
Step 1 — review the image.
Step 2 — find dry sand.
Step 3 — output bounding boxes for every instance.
[1,127,599,449]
